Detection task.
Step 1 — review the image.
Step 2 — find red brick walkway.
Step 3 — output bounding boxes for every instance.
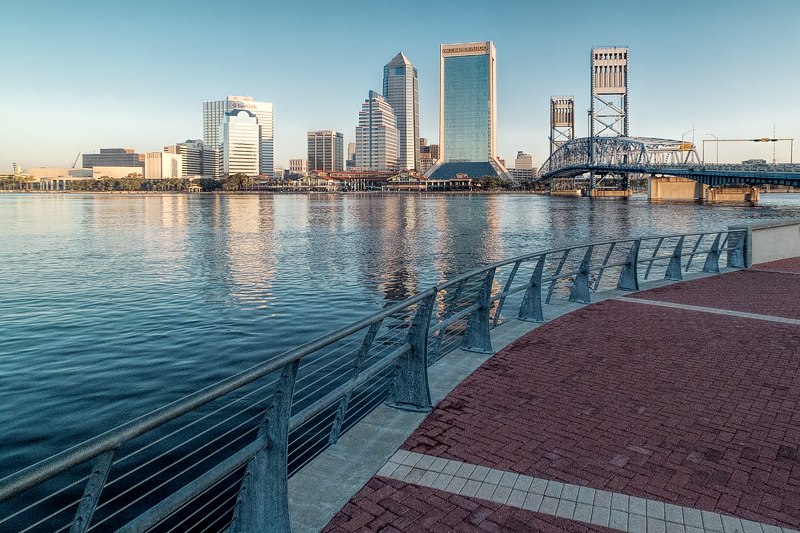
[324,269,800,531]
[754,257,800,273]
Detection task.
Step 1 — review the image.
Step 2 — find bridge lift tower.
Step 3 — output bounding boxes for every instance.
[589,47,629,194]
[550,96,575,156]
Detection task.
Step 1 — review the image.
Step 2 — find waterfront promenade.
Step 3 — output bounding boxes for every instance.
[321,258,800,533]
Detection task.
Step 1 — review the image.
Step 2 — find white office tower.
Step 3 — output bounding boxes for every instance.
[203,96,273,175]
[220,110,260,176]
[355,91,398,172]
[383,52,419,170]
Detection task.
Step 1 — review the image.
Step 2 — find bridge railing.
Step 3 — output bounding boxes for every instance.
[0,229,746,533]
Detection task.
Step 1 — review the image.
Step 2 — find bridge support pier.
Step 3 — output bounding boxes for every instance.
[706,187,759,205]
[589,189,632,197]
[648,176,707,200]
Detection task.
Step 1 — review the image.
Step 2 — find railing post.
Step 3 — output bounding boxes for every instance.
[429,280,465,362]
[230,360,299,533]
[617,239,640,291]
[386,291,436,412]
[569,246,593,303]
[666,236,684,281]
[726,230,746,268]
[461,269,496,354]
[329,320,382,445]
[69,449,117,533]
[703,234,721,273]
[519,255,545,322]
[492,260,521,328]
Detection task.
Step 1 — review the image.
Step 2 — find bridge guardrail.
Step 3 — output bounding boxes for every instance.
[0,229,746,533]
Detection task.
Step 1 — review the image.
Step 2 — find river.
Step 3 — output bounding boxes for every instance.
[2,191,799,479]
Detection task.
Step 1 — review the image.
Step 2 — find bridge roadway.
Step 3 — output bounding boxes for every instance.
[537,137,800,188]
[318,258,800,533]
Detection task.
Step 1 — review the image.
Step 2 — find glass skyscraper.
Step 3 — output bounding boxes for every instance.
[426,41,509,181]
[383,52,419,171]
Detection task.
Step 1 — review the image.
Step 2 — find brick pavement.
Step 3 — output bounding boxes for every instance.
[324,270,800,531]
[753,257,800,273]
[625,270,800,320]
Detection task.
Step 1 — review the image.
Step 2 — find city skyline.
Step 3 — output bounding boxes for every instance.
[3,0,799,173]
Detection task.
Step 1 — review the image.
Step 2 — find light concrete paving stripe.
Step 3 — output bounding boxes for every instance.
[377,452,799,533]
[619,297,800,326]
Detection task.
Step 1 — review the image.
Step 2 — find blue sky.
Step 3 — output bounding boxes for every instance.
[2,0,798,172]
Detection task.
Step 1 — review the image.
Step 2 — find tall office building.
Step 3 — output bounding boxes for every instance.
[203,96,273,175]
[355,91,399,172]
[426,41,509,181]
[307,131,344,172]
[220,110,260,176]
[383,52,419,170]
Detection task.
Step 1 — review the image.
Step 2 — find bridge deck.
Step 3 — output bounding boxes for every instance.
[323,261,800,532]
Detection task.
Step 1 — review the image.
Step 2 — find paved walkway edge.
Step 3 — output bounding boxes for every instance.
[288,268,740,533]
[380,451,799,533]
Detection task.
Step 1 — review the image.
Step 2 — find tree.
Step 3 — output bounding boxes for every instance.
[221,173,252,190]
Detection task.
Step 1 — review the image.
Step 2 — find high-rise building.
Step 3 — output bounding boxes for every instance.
[383,52,419,170]
[220,110,260,176]
[82,148,144,169]
[203,96,273,175]
[307,131,344,172]
[426,41,509,181]
[514,151,533,169]
[165,140,219,179]
[355,91,399,172]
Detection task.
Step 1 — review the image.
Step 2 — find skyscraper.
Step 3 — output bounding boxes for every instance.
[307,131,344,172]
[383,52,419,170]
[220,110,260,176]
[426,41,509,181]
[355,91,399,172]
[203,96,273,175]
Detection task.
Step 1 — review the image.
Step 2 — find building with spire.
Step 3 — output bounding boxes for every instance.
[355,91,398,172]
[383,52,419,171]
[425,41,510,182]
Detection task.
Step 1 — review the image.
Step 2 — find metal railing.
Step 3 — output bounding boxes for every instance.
[0,229,746,533]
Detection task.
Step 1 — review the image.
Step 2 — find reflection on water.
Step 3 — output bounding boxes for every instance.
[2,191,800,477]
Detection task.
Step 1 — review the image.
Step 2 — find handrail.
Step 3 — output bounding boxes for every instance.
[0,229,746,533]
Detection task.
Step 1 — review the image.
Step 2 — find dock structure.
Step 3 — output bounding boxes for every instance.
[321,257,800,533]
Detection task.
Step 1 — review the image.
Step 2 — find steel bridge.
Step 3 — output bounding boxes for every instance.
[538,137,800,189]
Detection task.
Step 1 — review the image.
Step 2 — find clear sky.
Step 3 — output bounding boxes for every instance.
[2,0,798,172]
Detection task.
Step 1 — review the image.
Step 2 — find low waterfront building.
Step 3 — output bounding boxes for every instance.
[28,167,92,190]
[91,166,144,179]
[83,148,144,169]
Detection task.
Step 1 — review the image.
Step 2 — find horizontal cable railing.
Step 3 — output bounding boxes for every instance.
[0,229,746,533]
